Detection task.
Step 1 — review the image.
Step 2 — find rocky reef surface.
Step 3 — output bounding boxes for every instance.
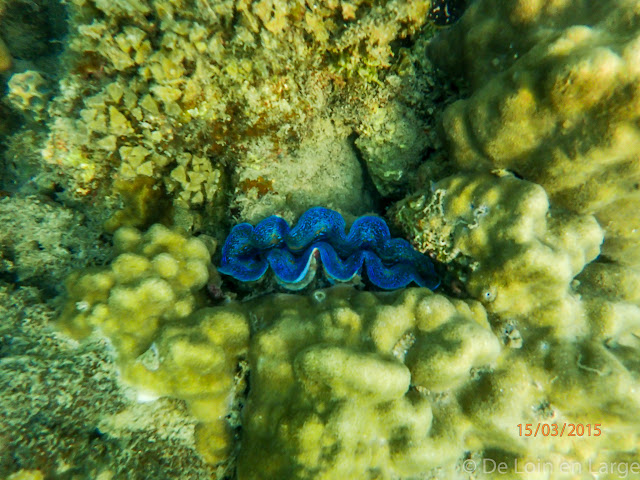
[1,0,640,479]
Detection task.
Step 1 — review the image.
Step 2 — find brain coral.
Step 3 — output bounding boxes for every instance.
[428,0,640,267]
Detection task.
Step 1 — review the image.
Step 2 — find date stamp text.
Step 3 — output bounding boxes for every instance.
[517,423,601,437]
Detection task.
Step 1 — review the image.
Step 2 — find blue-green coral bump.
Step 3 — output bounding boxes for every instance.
[218,207,439,290]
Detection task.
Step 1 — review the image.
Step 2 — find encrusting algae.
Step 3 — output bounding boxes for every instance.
[2,0,640,478]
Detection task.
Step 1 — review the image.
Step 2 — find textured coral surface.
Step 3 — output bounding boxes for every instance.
[392,172,605,336]
[1,0,440,233]
[57,225,247,466]
[0,195,109,293]
[2,0,640,478]
[429,0,640,266]
[0,286,217,479]
[238,287,640,479]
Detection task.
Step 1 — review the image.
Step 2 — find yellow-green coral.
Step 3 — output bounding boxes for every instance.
[238,288,499,479]
[429,0,640,267]
[576,262,640,345]
[59,224,211,358]
[58,224,248,465]
[392,172,604,337]
[126,307,249,465]
[6,470,44,480]
[0,36,11,72]
[53,219,640,476]
[355,101,432,197]
[237,286,640,479]
[166,152,224,208]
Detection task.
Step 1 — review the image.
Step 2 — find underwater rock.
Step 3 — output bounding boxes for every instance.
[219,207,440,290]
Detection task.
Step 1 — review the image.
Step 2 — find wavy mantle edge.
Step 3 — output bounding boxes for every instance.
[218,207,440,291]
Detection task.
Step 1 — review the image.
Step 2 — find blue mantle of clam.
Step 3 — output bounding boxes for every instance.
[218,207,440,290]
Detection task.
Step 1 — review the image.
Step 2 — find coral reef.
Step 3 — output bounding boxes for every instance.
[44,211,640,479]
[0,284,216,479]
[391,172,604,337]
[237,286,640,479]
[238,288,497,479]
[58,224,249,467]
[0,194,110,294]
[229,117,374,225]
[219,207,439,290]
[429,0,640,266]
[354,100,432,197]
[0,0,456,475]
[5,0,640,478]
[123,306,250,466]
[3,0,439,231]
